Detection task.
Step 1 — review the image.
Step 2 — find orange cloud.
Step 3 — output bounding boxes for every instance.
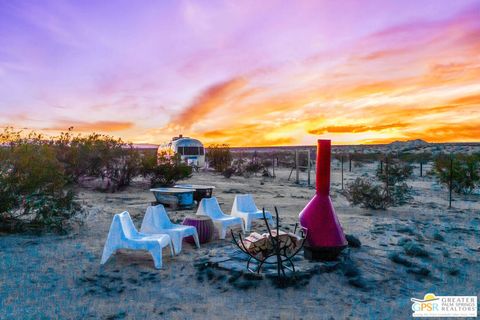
[308,123,408,134]
[168,77,248,129]
[450,94,480,105]
[48,120,134,132]
[360,47,411,61]
[372,123,480,144]
[416,123,480,142]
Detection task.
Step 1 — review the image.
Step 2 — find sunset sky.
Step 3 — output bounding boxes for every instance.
[0,0,479,146]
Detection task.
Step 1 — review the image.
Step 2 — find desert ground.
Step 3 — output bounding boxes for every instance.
[1,162,479,319]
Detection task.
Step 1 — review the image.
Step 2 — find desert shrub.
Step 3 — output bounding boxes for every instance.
[390,183,412,206]
[345,178,412,210]
[433,154,480,194]
[94,140,141,191]
[221,158,248,177]
[231,158,246,174]
[244,161,263,177]
[346,158,413,210]
[53,129,142,191]
[345,178,389,210]
[141,152,192,187]
[0,130,81,233]
[223,167,236,178]
[206,144,232,172]
[376,158,413,185]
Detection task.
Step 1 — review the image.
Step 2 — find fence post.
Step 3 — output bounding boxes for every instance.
[295,150,299,184]
[272,156,276,178]
[449,157,453,209]
[341,155,344,190]
[420,162,423,177]
[349,155,352,172]
[307,149,311,186]
[385,156,389,199]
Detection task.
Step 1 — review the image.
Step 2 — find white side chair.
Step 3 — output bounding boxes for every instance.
[101,211,174,269]
[140,205,200,255]
[231,194,274,232]
[196,197,245,239]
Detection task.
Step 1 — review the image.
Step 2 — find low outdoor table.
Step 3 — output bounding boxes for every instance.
[174,184,216,203]
[150,188,194,209]
[182,215,214,244]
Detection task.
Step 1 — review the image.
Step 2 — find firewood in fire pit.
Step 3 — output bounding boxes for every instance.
[238,230,303,259]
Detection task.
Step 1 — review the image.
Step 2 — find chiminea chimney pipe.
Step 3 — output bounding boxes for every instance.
[316,140,330,195]
[299,139,347,260]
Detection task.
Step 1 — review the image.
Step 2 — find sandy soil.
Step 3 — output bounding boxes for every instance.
[0,164,479,319]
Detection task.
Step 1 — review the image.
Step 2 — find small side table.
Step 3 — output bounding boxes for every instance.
[174,184,215,204]
[183,216,214,244]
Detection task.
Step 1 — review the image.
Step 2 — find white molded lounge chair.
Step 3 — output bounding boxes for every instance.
[196,197,245,239]
[231,194,274,232]
[140,205,200,255]
[101,211,174,269]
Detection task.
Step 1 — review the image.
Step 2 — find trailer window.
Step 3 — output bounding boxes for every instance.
[183,147,200,155]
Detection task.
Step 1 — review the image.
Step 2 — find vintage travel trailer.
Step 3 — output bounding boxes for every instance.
[159,135,205,167]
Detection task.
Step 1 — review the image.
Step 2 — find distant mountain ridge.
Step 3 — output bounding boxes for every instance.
[388,139,429,148]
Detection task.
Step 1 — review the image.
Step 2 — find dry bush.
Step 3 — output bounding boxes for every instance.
[433,154,480,194]
[376,158,413,185]
[141,152,192,187]
[346,157,413,210]
[223,167,236,178]
[345,178,389,210]
[244,161,263,177]
[0,129,81,233]
[206,144,232,172]
[53,129,141,191]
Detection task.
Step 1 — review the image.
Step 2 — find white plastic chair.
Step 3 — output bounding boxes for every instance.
[101,211,174,269]
[196,197,245,239]
[140,205,200,255]
[231,194,274,232]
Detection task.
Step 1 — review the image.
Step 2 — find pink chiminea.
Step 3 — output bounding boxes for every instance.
[299,139,347,260]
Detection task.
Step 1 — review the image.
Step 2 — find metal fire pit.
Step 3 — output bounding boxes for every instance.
[231,207,307,278]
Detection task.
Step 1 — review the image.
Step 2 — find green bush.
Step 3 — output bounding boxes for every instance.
[346,178,412,210]
[53,130,141,191]
[0,130,81,233]
[345,178,389,210]
[376,158,413,185]
[390,183,412,206]
[346,158,413,210]
[223,167,236,178]
[433,154,480,194]
[141,152,192,187]
[244,161,263,177]
[206,144,232,172]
